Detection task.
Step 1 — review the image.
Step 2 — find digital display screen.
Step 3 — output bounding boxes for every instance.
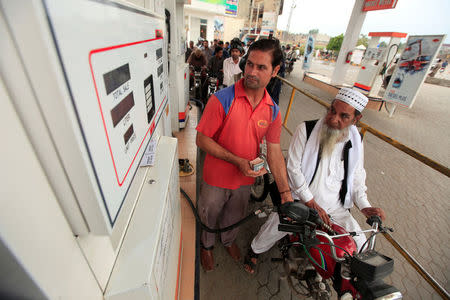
[157,64,163,77]
[365,255,388,266]
[110,92,135,127]
[103,63,131,95]
[156,48,163,60]
[144,75,155,123]
[123,124,134,144]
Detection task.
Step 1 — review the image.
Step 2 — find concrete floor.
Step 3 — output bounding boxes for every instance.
[193,60,449,299]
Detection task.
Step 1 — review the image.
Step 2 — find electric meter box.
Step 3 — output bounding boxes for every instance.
[4,0,170,235]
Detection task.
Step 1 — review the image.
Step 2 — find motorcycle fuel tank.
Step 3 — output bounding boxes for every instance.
[308,223,357,279]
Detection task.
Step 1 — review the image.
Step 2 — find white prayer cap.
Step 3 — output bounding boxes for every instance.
[335,87,368,113]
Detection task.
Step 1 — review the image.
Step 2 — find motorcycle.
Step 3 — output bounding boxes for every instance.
[275,202,402,300]
[206,76,219,100]
[189,65,207,101]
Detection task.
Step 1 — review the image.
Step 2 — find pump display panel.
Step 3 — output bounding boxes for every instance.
[44,0,169,228]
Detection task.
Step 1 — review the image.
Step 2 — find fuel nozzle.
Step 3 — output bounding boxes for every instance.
[308,209,336,235]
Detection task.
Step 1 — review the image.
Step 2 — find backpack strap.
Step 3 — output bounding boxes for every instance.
[212,84,236,139]
[214,85,235,115]
[339,140,352,206]
[305,119,319,140]
[267,95,280,122]
[304,119,320,185]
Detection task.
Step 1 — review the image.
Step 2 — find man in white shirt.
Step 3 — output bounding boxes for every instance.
[222,43,244,87]
[244,88,386,274]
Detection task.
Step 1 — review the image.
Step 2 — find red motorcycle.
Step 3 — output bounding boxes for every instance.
[276,202,402,300]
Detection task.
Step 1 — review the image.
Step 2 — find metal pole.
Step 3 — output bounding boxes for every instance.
[331,0,367,85]
[283,88,296,127]
[286,0,296,36]
[249,0,254,36]
[255,3,261,34]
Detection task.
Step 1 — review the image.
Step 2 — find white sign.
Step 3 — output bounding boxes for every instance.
[303,35,315,70]
[364,47,386,60]
[384,35,445,108]
[260,12,277,36]
[261,12,277,28]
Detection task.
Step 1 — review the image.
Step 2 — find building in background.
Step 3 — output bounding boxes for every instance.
[240,0,283,44]
[184,0,283,45]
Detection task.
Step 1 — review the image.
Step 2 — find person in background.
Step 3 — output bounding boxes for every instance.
[441,60,448,70]
[223,42,244,87]
[202,40,214,62]
[208,46,225,85]
[218,40,230,59]
[383,58,398,88]
[185,40,195,63]
[187,48,208,95]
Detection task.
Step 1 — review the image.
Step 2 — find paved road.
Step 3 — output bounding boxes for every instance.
[199,60,450,299]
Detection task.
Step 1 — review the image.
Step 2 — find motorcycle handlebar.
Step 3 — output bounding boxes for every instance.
[366,215,382,227]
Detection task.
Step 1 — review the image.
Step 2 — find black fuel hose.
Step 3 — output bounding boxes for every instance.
[180,188,264,233]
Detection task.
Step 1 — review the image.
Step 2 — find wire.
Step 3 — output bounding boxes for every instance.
[180,187,265,233]
[358,231,382,254]
[381,43,399,81]
[303,244,326,270]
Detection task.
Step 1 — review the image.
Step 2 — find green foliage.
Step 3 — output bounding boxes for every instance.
[357,34,369,48]
[309,29,319,35]
[327,34,344,51]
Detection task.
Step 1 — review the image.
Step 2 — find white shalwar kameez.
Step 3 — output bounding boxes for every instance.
[251,120,372,252]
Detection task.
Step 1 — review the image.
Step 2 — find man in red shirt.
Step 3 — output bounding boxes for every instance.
[196,39,294,271]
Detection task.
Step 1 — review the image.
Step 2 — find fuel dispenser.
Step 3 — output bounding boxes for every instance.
[353,32,407,97]
[1,0,185,299]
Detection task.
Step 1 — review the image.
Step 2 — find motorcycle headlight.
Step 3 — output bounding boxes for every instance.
[375,291,402,300]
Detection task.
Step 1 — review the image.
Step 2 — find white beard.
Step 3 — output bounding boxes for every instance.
[319,124,349,158]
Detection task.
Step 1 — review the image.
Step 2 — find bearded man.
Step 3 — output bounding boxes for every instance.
[222,42,244,87]
[244,88,385,274]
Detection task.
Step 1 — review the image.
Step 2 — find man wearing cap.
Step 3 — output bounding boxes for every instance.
[222,42,244,87]
[244,87,385,274]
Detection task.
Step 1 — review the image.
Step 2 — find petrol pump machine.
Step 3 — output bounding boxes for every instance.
[353,32,407,97]
[1,0,181,298]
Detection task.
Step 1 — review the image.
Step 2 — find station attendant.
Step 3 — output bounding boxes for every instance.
[196,39,293,272]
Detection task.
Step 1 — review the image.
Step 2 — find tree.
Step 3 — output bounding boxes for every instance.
[327,34,344,51]
[357,34,369,48]
[308,29,319,35]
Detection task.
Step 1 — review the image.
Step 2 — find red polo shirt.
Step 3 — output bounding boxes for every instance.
[196,79,282,189]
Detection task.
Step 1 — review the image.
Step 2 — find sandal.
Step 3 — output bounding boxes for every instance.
[200,244,214,272]
[243,248,259,274]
